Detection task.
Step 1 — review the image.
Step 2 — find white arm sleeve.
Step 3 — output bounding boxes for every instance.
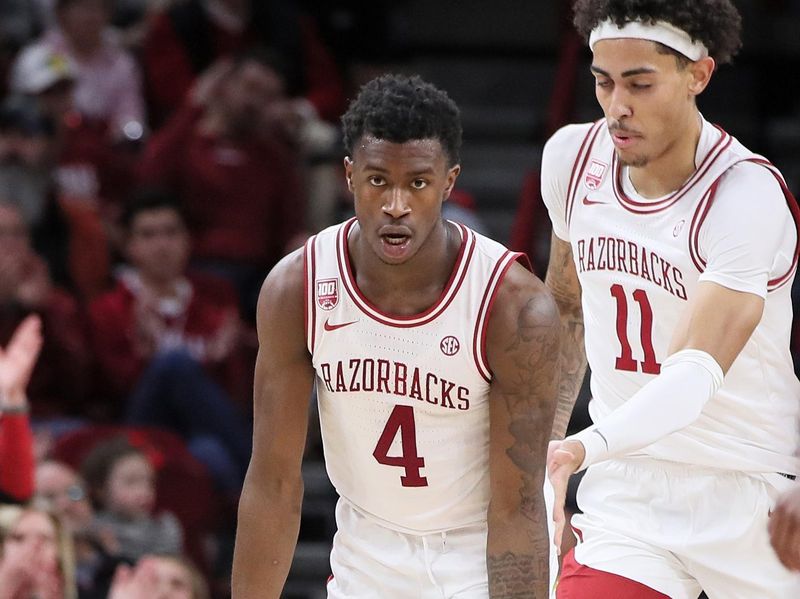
[569,349,724,470]
[541,124,595,242]
[697,162,796,298]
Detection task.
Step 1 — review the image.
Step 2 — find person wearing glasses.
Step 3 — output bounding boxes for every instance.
[35,459,120,599]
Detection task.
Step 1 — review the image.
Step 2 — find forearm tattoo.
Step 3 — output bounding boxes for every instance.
[546,241,587,440]
[489,295,559,597]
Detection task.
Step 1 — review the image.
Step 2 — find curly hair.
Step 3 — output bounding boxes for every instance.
[572,0,742,64]
[341,74,462,166]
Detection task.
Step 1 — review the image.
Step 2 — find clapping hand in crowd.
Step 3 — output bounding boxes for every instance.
[0,538,63,599]
[0,314,42,410]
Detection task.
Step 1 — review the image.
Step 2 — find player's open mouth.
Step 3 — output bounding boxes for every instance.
[379,227,412,259]
[382,233,409,245]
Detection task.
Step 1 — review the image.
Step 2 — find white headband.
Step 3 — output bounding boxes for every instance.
[589,19,708,61]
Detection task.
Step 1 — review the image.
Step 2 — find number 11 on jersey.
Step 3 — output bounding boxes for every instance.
[373,404,428,487]
[611,284,661,375]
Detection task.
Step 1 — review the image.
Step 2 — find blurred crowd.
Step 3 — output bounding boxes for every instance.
[0,1,424,597]
[0,0,798,598]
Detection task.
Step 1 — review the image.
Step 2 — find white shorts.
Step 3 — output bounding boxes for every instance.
[571,457,800,599]
[327,480,558,599]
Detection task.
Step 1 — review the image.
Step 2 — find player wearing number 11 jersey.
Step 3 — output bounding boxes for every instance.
[543,1,800,598]
[232,74,562,599]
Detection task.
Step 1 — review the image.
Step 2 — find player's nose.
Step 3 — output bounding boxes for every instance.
[608,89,633,120]
[382,187,412,218]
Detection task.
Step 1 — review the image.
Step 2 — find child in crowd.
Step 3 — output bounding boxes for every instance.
[80,436,182,563]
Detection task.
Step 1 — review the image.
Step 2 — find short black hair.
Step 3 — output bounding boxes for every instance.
[341,74,462,166]
[122,187,186,231]
[573,0,742,65]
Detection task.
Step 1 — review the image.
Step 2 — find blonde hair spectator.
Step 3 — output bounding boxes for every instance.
[0,504,77,599]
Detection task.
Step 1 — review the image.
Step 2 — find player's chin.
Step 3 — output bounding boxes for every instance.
[616,150,650,168]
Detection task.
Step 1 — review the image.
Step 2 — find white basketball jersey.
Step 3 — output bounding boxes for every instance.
[543,118,800,475]
[304,218,526,534]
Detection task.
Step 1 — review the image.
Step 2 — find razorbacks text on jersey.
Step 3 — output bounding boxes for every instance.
[542,116,800,475]
[304,218,526,534]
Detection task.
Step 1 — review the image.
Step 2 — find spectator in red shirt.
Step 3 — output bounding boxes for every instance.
[0,201,90,419]
[0,314,42,505]
[0,94,111,301]
[142,0,344,127]
[88,189,251,493]
[10,44,134,267]
[139,50,307,319]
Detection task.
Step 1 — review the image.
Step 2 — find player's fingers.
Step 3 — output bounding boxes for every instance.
[551,472,569,553]
[776,535,800,572]
[547,440,561,463]
[769,507,800,571]
[553,508,565,553]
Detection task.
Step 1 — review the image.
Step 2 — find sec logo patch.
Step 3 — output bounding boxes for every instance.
[440,336,460,356]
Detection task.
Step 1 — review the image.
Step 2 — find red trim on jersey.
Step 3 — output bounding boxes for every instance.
[303,237,309,348]
[752,159,800,291]
[557,550,670,599]
[337,219,476,328]
[612,127,732,215]
[571,524,584,543]
[472,252,529,381]
[473,256,507,382]
[687,158,800,292]
[566,121,604,227]
[687,184,718,273]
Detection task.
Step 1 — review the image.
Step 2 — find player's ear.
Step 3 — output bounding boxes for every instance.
[344,157,354,192]
[687,56,715,97]
[442,164,461,201]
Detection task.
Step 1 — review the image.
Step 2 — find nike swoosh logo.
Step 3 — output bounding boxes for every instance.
[582,195,608,206]
[323,319,358,331]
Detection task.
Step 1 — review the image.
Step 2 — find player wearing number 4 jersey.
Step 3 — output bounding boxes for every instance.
[543,1,800,598]
[232,74,562,599]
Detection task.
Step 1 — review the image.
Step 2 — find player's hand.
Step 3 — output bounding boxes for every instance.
[768,484,800,571]
[547,439,585,553]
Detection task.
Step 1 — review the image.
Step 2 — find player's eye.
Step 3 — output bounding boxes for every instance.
[411,179,428,190]
[630,82,652,90]
[595,78,612,89]
[368,176,386,186]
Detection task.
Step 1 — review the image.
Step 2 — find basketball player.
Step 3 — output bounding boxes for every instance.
[541,1,800,597]
[232,74,561,598]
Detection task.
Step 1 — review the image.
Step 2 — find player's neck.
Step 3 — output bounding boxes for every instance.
[628,111,703,198]
[351,220,459,316]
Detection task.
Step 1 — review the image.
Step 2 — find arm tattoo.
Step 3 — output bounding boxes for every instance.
[488,295,559,597]
[546,240,587,440]
[488,551,547,599]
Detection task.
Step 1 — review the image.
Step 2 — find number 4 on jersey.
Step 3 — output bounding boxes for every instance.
[373,404,428,487]
[611,284,661,374]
